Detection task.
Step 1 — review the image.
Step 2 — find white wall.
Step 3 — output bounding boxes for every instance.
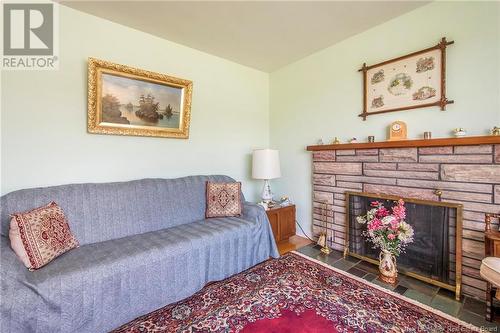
[269,1,500,237]
[2,2,498,228]
[1,5,269,199]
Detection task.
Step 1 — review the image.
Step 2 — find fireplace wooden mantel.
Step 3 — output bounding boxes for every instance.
[307,135,500,151]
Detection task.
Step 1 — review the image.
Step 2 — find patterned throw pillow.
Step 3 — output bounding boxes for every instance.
[206,182,242,218]
[9,202,79,270]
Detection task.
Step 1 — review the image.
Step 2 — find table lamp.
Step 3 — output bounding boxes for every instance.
[252,149,281,203]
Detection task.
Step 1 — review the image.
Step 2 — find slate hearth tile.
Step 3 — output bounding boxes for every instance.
[325,250,343,262]
[314,251,342,266]
[363,273,377,282]
[332,259,355,271]
[346,267,366,278]
[344,255,361,264]
[325,256,343,267]
[312,253,330,264]
[463,296,487,316]
[430,295,461,316]
[403,289,433,305]
[393,285,408,295]
[399,276,439,296]
[371,278,396,291]
[437,287,459,300]
[296,245,321,257]
[458,309,498,330]
[353,260,379,275]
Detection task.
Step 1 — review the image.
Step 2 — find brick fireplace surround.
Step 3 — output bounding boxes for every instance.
[309,138,500,300]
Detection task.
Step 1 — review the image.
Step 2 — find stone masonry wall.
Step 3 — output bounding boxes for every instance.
[312,144,500,299]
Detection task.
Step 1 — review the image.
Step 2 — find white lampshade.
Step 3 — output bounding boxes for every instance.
[252,149,281,180]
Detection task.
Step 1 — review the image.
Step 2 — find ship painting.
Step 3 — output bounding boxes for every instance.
[136,94,163,122]
[100,73,183,129]
[164,104,174,119]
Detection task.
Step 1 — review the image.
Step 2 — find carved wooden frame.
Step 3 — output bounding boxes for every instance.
[359,37,454,120]
[88,57,193,138]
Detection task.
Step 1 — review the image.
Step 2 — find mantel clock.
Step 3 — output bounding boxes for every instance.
[388,121,408,141]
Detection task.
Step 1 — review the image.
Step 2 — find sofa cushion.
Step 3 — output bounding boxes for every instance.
[9,202,79,270]
[206,181,242,218]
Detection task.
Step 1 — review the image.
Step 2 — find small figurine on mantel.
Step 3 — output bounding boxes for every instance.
[349,137,358,143]
[453,128,467,137]
[331,137,341,144]
[317,138,324,145]
[491,126,500,136]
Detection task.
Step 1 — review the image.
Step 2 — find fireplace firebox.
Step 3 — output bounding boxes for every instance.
[344,191,463,300]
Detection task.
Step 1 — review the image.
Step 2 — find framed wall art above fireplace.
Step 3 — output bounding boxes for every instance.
[359,37,454,120]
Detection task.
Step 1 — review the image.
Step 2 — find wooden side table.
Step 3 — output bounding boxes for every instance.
[266,205,296,243]
[485,230,500,256]
[484,213,500,321]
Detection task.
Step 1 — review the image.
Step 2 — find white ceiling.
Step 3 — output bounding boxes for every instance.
[61,1,428,72]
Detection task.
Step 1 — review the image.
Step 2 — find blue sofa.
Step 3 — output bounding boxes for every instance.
[0,175,279,332]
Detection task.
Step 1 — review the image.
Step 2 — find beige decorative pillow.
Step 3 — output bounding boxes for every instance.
[9,202,79,270]
[206,182,242,218]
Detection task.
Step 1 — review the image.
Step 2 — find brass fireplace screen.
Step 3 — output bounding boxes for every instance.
[344,191,463,301]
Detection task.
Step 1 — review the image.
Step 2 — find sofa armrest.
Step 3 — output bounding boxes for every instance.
[241,202,280,258]
[241,202,265,221]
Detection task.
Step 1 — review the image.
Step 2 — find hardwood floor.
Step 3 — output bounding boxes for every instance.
[277,235,312,255]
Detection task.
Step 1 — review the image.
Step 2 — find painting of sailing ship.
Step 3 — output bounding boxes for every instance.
[88,58,192,139]
[101,73,183,128]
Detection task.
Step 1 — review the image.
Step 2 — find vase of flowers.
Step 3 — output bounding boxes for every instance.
[356,199,414,285]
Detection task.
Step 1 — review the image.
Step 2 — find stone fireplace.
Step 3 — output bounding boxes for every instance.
[308,138,500,300]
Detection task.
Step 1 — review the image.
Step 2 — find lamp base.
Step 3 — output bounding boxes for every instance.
[261,179,273,203]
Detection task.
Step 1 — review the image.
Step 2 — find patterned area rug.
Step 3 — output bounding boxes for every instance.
[113,252,478,332]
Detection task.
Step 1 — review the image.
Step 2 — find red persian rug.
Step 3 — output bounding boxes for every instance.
[113,252,478,332]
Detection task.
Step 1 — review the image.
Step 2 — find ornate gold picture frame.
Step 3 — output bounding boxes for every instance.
[88,58,193,138]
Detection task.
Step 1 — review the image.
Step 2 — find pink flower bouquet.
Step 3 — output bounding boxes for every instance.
[356,199,414,256]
